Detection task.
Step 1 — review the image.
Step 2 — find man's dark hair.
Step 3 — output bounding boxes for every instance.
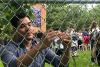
[10,12,30,28]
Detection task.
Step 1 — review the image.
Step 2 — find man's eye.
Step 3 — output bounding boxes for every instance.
[28,22,33,26]
[20,25,25,28]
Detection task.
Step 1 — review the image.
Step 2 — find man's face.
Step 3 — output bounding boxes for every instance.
[17,17,35,41]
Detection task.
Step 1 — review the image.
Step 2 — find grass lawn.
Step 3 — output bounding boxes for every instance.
[45,50,99,67]
[0,59,3,67]
[0,50,99,67]
[69,50,98,67]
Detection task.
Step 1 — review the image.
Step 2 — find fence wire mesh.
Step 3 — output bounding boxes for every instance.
[0,0,100,67]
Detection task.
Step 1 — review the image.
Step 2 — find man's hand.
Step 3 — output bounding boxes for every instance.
[39,31,71,50]
[57,32,71,48]
[40,31,57,49]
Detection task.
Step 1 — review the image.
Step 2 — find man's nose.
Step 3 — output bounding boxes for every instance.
[26,25,34,33]
[26,25,30,31]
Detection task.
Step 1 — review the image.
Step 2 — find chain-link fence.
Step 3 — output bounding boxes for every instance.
[0,0,100,67]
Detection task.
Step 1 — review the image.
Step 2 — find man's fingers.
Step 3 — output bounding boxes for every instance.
[47,31,57,39]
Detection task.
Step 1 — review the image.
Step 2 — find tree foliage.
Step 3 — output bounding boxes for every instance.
[46,4,100,31]
[1,2,100,40]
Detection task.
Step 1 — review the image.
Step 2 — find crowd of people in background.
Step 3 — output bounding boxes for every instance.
[50,21,100,59]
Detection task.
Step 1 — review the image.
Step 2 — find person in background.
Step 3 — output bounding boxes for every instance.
[77,31,83,51]
[90,21,100,50]
[82,28,90,51]
[70,28,79,56]
[90,21,100,63]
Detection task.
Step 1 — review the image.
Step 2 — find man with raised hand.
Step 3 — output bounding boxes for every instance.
[0,12,71,67]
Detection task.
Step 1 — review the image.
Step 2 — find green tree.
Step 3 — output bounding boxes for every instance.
[46,4,91,31]
[89,5,100,26]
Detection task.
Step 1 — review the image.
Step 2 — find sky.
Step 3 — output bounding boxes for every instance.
[86,4,97,10]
